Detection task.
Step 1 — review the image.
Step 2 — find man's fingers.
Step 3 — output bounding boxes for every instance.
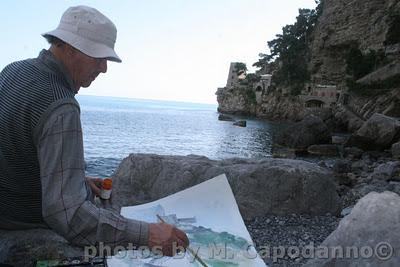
[148,223,190,256]
[85,177,102,196]
[174,228,189,247]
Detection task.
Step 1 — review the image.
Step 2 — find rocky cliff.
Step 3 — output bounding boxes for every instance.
[256,93,306,121]
[215,86,256,115]
[309,0,399,86]
[216,0,400,121]
[216,87,307,121]
[345,89,400,120]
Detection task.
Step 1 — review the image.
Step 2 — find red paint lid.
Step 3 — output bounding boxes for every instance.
[102,178,112,190]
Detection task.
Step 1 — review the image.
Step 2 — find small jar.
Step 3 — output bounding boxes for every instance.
[100,178,112,200]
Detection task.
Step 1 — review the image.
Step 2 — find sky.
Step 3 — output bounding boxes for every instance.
[1,0,317,104]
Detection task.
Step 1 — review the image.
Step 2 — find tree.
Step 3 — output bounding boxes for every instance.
[234,62,247,73]
[244,73,261,84]
[253,0,324,95]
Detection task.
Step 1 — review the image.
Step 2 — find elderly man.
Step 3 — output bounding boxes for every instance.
[0,5,188,256]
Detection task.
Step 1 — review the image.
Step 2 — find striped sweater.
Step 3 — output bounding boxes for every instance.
[0,50,76,224]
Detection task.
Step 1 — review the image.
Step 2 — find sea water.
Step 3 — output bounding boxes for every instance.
[77,95,283,177]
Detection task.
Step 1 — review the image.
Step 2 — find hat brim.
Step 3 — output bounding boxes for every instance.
[42,29,122,63]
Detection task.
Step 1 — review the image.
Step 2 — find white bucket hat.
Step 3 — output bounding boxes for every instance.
[42,5,121,63]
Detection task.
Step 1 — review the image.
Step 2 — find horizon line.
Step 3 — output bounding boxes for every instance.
[77,94,218,106]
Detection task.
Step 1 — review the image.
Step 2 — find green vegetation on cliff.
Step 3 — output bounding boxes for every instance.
[345,47,387,80]
[253,0,324,95]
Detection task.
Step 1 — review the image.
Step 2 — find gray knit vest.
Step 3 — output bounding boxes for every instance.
[0,50,77,224]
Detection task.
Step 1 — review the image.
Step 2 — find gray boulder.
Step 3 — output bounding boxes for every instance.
[392,142,400,159]
[348,113,400,150]
[111,154,341,218]
[304,191,400,267]
[0,229,82,267]
[275,115,331,150]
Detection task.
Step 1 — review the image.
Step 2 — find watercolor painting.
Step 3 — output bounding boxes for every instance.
[107,174,266,267]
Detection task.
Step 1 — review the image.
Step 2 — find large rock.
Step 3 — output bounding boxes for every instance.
[111,154,341,218]
[0,229,82,267]
[304,191,400,267]
[348,113,400,150]
[275,115,331,151]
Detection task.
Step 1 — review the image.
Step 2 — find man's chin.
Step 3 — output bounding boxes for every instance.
[82,81,92,88]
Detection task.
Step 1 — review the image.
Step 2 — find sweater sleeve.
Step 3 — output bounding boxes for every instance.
[36,101,148,249]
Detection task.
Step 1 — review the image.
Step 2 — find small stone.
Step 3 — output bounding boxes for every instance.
[233,120,247,127]
[340,206,353,217]
[302,234,310,240]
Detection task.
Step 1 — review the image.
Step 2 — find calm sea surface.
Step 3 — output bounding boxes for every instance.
[76,95,284,177]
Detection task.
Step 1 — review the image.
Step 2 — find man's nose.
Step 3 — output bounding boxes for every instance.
[98,58,107,73]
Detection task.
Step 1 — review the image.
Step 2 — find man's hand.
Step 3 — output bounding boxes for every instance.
[148,223,189,256]
[86,176,103,196]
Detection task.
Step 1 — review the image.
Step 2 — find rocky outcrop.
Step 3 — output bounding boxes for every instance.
[309,0,399,86]
[0,229,82,267]
[111,154,341,218]
[304,191,400,267]
[347,113,400,150]
[345,89,400,120]
[357,60,400,85]
[216,87,310,121]
[275,115,331,150]
[217,0,400,122]
[215,87,256,115]
[255,94,306,121]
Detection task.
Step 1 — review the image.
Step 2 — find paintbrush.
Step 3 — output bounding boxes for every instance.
[156,214,209,267]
